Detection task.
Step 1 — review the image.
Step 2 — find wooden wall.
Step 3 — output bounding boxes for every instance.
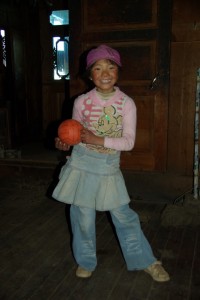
[1,0,200,175]
[38,0,70,145]
[168,0,200,174]
[0,1,42,146]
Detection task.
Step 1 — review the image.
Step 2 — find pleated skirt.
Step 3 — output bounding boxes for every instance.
[52,145,130,211]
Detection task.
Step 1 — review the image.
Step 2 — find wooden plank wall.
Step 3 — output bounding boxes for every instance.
[168,0,200,174]
[1,0,200,175]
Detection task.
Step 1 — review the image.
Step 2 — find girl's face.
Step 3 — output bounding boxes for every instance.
[90,59,119,93]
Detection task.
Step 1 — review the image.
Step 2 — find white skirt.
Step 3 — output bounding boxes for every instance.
[52,145,130,211]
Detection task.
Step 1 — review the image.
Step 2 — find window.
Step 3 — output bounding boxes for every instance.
[53,37,69,80]
[50,10,69,80]
[0,29,6,67]
[50,10,69,26]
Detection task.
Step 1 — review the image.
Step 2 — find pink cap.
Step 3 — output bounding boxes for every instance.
[86,45,122,69]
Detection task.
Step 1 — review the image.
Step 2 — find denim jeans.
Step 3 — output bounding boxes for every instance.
[70,204,157,271]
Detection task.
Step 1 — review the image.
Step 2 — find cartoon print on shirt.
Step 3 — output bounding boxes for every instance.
[93,105,123,137]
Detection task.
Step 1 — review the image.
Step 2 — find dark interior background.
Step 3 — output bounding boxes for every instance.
[0,0,200,175]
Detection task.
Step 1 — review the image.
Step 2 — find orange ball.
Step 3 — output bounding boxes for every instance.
[58,119,83,145]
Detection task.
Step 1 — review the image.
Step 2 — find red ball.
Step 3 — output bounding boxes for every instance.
[58,119,83,145]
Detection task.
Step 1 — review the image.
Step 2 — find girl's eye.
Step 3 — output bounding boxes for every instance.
[93,67,101,71]
[109,65,116,69]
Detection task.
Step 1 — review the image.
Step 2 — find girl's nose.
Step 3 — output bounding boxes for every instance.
[102,69,109,77]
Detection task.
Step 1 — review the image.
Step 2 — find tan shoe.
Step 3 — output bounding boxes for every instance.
[144,261,170,282]
[76,266,92,278]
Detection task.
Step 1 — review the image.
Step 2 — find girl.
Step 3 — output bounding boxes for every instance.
[52,44,170,282]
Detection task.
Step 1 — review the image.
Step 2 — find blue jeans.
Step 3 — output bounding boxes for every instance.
[70,204,157,271]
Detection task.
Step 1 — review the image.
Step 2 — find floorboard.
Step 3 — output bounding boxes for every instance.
[0,169,200,300]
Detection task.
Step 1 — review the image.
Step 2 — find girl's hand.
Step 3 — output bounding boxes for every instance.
[81,128,104,146]
[55,137,70,151]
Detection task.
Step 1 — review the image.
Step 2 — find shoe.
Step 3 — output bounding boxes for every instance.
[144,261,170,282]
[76,266,92,278]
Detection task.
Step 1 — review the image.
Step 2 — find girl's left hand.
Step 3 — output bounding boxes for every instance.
[81,128,104,146]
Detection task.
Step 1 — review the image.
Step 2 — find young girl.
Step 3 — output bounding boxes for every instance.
[52,44,170,282]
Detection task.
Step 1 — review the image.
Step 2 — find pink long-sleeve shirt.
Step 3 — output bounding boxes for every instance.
[72,87,137,153]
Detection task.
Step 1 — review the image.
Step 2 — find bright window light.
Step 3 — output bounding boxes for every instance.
[53,37,69,80]
[50,10,69,26]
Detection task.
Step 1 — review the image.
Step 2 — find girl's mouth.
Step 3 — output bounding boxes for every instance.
[101,79,111,84]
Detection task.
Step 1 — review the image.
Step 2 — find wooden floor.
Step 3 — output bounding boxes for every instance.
[0,167,200,300]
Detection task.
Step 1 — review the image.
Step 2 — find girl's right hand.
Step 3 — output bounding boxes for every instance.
[55,137,70,151]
